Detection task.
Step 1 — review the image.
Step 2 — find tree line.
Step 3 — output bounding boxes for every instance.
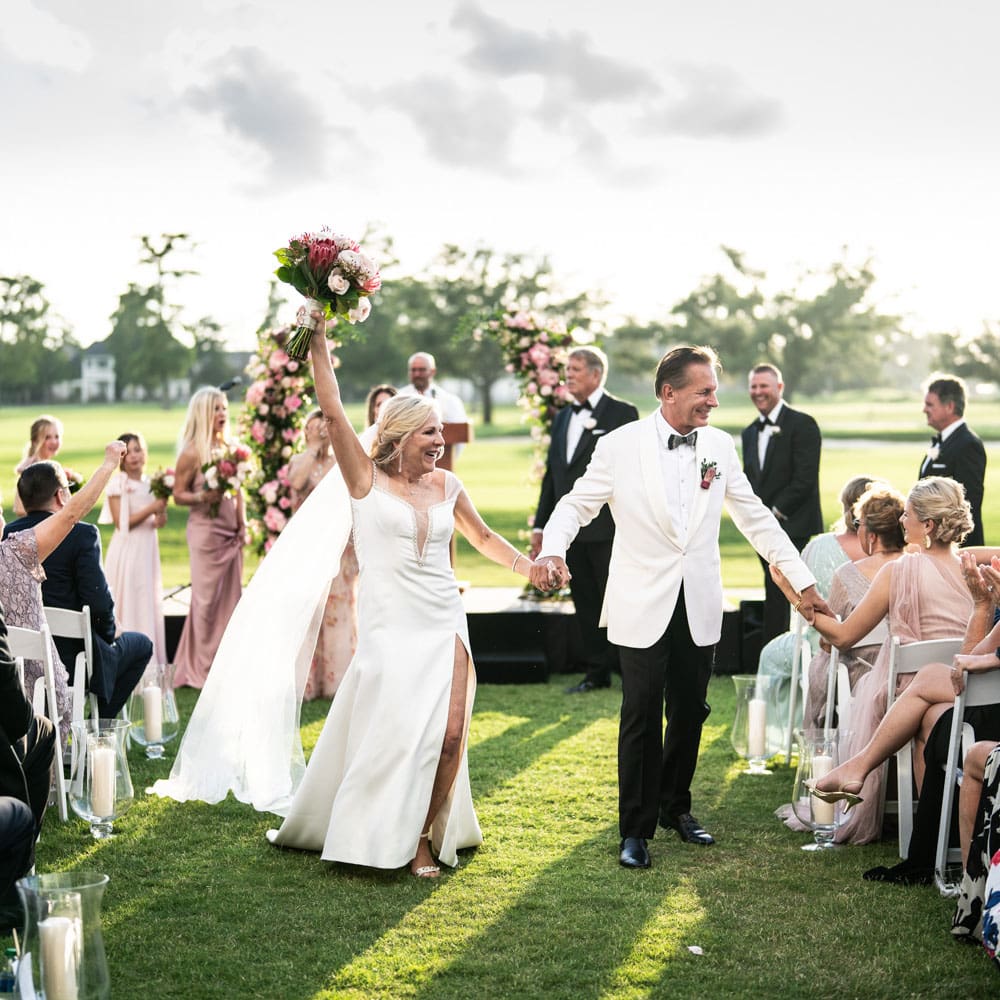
[2,234,997,412]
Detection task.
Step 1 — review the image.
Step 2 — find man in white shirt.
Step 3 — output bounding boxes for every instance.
[399,352,469,469]
[533,345,827,869]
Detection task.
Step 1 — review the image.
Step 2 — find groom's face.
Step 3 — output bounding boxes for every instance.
[660,363,718,434]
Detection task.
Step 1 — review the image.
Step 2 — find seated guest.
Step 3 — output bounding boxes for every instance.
[0,601,56,932]
[780,552,1000,878]
[953,740,1000,962]
[0,443,127,740]
[757,475,873,739]
[4,458,151,720]
[802,484,905,728]
[773,476,975,844]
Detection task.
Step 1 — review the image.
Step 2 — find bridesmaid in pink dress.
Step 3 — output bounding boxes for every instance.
[171,388,248,689]
[99,432,168,667]
[774,476,975,843]
[287,410,359,700]
[12,415,63,517]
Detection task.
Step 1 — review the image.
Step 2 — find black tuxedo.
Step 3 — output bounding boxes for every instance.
[534,391,639,685]
[0,601,55,907]
[919,422,987,547]
[741,404,823,644]
[3,512,151,717]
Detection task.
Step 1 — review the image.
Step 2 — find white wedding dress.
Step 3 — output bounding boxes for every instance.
[153,462,482,870]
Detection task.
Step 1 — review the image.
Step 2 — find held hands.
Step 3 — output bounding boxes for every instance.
[768,565,828,623]
[530,557,571,593]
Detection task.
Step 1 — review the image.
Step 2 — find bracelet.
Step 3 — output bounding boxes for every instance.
[793,600,802,612]
[511,553,524,573]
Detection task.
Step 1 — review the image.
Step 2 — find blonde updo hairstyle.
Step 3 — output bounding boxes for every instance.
[370,395,439,468]
[907,476,973,546]
[853,483,906,551]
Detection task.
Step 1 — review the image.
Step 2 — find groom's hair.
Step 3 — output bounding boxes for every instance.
[17,461,68,512]
[655,345,720,397]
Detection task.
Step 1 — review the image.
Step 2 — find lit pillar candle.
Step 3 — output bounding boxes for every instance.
[91,745,116,818]
[747,698,767,757]
[143,684,163,742]
[811,753,835,824]
[39,915,79,1000]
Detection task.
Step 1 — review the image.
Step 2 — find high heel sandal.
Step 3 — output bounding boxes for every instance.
[411,831,441,879]
[809,780,864,813]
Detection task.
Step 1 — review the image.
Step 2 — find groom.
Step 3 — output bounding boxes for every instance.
[534,346,826,869]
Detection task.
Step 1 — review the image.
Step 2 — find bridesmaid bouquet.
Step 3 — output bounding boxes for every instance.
[149,467,176,502]
[202,445,253,517]
[273,227,382,360]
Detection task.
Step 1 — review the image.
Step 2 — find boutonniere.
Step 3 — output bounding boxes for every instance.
[700,459,721,490]
[770,426,781,437]
[583,417,597,431]
[926,445,940,461]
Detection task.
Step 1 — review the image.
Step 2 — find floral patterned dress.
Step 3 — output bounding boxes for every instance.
[0,529,71,740]
[953,745,1000,970]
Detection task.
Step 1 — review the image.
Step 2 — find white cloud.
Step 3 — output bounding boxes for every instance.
[0,0,91,72]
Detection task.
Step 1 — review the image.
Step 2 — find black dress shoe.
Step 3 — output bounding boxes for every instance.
[619,837,651,868]
[862,861,933,886]
[565,679,609,694]
[664,813,715,846]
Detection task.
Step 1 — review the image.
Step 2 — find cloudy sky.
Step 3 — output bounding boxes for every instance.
[3,0,999,354]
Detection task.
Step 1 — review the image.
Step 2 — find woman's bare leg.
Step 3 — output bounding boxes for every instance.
[960,741,997,867]
[411,638,470,876]
[815,663,956,794]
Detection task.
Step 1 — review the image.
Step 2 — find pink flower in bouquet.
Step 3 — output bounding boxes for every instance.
[285,394,303,412]
[273,226,382,359]
[149,467,175,501]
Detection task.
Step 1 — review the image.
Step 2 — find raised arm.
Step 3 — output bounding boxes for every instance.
[453,487,536,581]
[308,325,369,497]
[33,441,127,562]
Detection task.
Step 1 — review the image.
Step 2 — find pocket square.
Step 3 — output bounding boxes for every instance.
[591,429,606,436]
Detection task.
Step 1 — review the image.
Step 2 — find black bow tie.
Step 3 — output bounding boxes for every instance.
[668,431,698,450]
[931,433,942,446]
[571,401,592,415]
[759,416,775,427]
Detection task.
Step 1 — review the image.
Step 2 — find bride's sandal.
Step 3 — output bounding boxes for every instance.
[411,832,440,879]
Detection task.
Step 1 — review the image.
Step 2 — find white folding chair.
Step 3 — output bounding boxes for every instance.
[934,668,1000,896]
[886,636,964,857]
[829,618,888,733]
[785,612,811,759]
[43,606,98,726]
[6,622,68,821]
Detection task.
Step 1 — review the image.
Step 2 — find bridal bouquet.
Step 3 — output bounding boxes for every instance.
[148,467,176,502]
[273,227,382,360]
[202,444,253,517]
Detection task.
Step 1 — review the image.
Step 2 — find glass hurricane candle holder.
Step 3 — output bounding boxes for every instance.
[791,728,851,850]
[730,674,779,774]
[15,870,111,1000]
[128,663,179,759]
[68,719,133,839]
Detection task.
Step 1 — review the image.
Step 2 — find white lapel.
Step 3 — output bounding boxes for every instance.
[639,415,679,544]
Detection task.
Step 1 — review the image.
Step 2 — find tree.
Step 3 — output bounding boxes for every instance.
[930,324,1000,386]
[105,234,199,399]
[0,274,77,403]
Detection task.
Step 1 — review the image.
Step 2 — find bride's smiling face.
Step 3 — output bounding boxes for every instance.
[401,418,445,474]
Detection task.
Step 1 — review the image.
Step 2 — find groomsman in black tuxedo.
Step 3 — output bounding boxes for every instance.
[741,364,823,645]
[530,347,639,692]
[919,374,987,546]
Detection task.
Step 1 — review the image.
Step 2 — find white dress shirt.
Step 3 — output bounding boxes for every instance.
[654,410,698,545]
[565,388,604,461]
[756,399,785,468]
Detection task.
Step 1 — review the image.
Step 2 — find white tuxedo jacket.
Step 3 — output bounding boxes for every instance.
[541,414,816,649]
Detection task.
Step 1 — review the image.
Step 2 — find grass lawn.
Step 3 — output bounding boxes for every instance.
[22,677,999,998]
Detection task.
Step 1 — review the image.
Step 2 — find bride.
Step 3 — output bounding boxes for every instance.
[154,320,541,877]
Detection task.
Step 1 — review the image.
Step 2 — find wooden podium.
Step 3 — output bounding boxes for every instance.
[439,422,471,472]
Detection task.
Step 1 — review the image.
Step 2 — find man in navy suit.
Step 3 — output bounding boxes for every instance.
[919,374,986,546]
[530,346,639,692]
[741,364,823,646]
[4,462,151,719]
